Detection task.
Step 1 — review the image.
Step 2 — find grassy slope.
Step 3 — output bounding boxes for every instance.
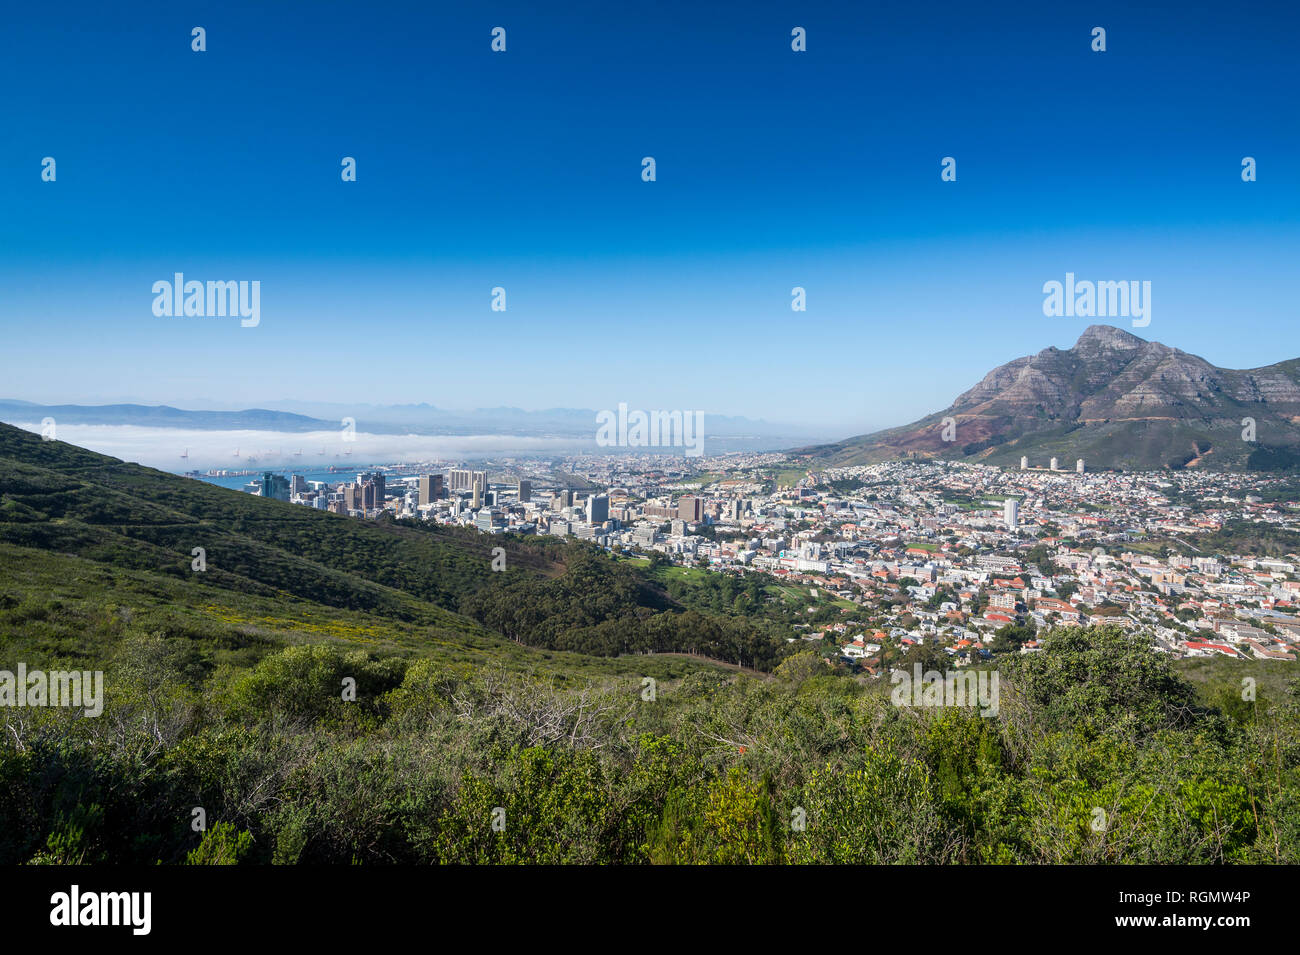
[0,423,723,682]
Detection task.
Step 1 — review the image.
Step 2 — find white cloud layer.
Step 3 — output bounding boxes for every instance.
[8,423,591,471]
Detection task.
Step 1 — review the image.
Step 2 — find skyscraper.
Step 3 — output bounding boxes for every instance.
[678,495,703,523]
[358,472,386,510]
[448,469,487,492]
[1076,458,1085,474]
[261,472,290,501]
[418,474,443,506]
[1004,498,1019,531]
[472,478,483,509]
[343,483,364,511]
[587,493,609,524]
[517,479,532,503]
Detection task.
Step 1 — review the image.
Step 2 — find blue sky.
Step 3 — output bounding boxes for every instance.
[1,0,1296,436]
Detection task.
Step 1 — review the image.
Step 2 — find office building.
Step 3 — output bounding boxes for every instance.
[356,472,385,510]
[261,472,291,501]
[448,469,487,492]
[419,474,444,506]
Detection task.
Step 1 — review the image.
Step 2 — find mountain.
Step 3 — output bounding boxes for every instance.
[0,400,331,432]
[255,401,825,442]
[0,399,829,446]
[799,325,1300,471]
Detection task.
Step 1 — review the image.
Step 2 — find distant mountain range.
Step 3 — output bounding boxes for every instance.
[0,400,326,432]
[13,326,1300,470]
[798,325,1300,471]
[0,399,829,451]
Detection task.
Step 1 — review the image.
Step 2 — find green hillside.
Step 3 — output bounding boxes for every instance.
[2,424,1299,866]
[0,423,791,673]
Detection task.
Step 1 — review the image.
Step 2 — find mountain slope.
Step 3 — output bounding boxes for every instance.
[0,422,789,674]
[801,325,1300,470]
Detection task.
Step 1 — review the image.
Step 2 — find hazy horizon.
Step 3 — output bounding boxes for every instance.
[3,321,1295,445]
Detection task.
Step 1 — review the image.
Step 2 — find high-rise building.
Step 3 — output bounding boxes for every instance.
[517,479,532,503]
[1049,457,1059,471]
[472,478,484,509]
[1020,456,1028,470]
[343,483,364,511]
[419,474,444,506]
[448,469,487,492]
[261,472,290,501]
[356,472,385,510]
[1076,458,1085,474]
[554,490,573,510]
[1004,498,1019,531]
[678,495,703,523]
[586,493,609,524]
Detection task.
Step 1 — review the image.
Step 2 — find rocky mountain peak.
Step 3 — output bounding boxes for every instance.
[1073,324,1144,350]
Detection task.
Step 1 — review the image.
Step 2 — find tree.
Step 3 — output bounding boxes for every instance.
[999,625,1202,739]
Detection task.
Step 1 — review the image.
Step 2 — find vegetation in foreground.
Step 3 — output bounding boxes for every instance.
[1,623,1297,865]
[2,424,1298,864]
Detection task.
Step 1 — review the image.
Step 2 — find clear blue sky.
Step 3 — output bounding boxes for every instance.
[1,0,1296,436]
